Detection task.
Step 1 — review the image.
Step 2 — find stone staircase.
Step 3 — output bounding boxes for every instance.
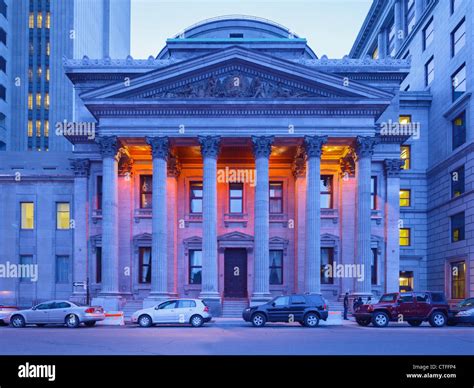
[327,300,345,312]
[122,300,143,320]
[221,299,249,318]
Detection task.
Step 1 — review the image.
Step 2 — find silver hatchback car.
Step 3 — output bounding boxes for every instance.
[132,299,212,327]
[10,300,105,328]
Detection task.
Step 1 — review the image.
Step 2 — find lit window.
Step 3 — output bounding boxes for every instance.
[452,64,466,101]
[27,120,33,137]
[425,57,434,86]
[37,13,42,28]
[399,271,414,292]
[269,182,283,214]
[320,175,333,209]
[28,69,33,81]
[372,46,379,60]
[423,18,434,50]
[21,202,34,229]
[452,112,466,150]
[45,12,50,29]
[56,203,70,230]
[400,189,411,207]
[44,120,49,137]
[451,19,465,56]
[399,115,411,124]
[36,120,41,136]
[321,248,334,284]
[29,13,34,28]
[451,212,465,242]
[269,250,283,285]
[36,93,41,107]
[44,93,49,109]
[399,228,411,246]
[229,182,243,213]
[451,261,465,299]
[190,181,203,213]
[451,165,465,198]
[46,42,50,56]
[28,93,33,110]
[139,175,152,209]
[37,67,42,78]
[139,247,152,284]
[401,145,411,170]
[46,67,50,81]
[189,250,202,284]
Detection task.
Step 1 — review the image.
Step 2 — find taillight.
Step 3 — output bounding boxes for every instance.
[203,306,209,313]
[85,308,95,313]
[323,304,327,310]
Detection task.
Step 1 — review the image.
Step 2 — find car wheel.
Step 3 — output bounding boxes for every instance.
[304,312,320,328]
[356,318,371,326]
[65,314,80,328]
[138,314,153,328]
[251,312,266,327]
[429,311,446,327]
[407,320,423,327]
[10,315,26,328]
[372,311,389,327]
[84,321,96,327]
[190,315,204,327]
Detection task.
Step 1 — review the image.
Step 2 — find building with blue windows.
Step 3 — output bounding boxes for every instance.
[0,2,471,315]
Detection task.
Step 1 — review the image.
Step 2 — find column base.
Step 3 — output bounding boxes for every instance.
[143,292,172,308]
[199,292,222,316]
[250,293,272,307]
[92,295,124,312]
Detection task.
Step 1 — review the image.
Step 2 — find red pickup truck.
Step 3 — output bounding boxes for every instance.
[354,292,450,327]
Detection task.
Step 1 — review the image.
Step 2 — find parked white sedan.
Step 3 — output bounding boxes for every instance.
[132,299,212,327]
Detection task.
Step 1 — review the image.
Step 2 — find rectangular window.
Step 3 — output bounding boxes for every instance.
[399,271,414,292]
[451,212,465,242]
[425,56,434,86]
[139,247,152,284]
[399,115,411,125]
[96,247,102,283]
[44,93,49,109]
[269,181,283,214]
[37,13,42,28]
[371,248,378,285]
[406,0,416,34]
[400,228,411,246]
[451,19,465,56]
[371,176,377,210]
[452,64,466,101]
[19,255,33,282]
[189,250,202,284]
[190,181,203,213]
[55,255,69,284]
[229,182,243,213]
[451,165,465,198]
[0,84,5,101]
[269,250,283,285]
[320,175,333,209]
[423,18,434,50]
[0,56,6,73]
[35,120,41,137]
[28,120,33,137]
[28,93,33,110]
[56,202,70,230]
[21,202,34,229]
[452,112,466,150]
[140,175,152,209]
[400,189,411,207]
[321,247,334,284]
[29,12,34,28]
[401,145,411,170]
[45,12,50,29]
[451,261,466,299]
[96,176,103,210]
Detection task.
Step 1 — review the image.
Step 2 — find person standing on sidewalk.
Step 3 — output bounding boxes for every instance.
[343,292,349,320]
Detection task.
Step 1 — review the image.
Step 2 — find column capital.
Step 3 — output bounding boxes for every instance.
[198,135,221,159]
[70,158,90,177]
[355,136,378,159]
[146,136,169,160]
[252,135,274,158]
[97,136,119,158]
[384,158,405,177]
[303,135,328,158]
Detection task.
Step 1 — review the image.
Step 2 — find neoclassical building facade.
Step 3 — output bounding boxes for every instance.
[0,16,422,314]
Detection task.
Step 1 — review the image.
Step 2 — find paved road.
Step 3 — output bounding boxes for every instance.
[0,320,472,355]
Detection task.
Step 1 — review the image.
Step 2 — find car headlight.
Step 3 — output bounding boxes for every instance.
[457,308,474,317]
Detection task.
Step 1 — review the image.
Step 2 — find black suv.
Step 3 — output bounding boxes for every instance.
[242,294,328,327]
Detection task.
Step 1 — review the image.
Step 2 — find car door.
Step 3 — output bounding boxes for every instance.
[176,300,197,323]
[397,293,416,319]
[289,295,307,322]
[49,302,72,324]
[267,296,290,322]
[414,293,431,318]
[153,300,179,323]
[26,302,53,324]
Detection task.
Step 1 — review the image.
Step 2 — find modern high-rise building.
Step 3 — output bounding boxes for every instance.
[351,0,473,309]
[6,0,130,152]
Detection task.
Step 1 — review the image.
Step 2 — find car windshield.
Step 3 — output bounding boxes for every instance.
[379,294,397,303]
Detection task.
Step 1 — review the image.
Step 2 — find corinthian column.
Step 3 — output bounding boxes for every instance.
[144,136,170,306]
[94,136,122,311]
[198,136,221,303]
[304,135,327,293]
[355,136,378,295]
[384,158,404,292]
[251,135,274,304]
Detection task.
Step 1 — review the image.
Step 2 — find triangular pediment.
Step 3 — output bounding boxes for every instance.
[218,231,254,242]
[81,46,393,102]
